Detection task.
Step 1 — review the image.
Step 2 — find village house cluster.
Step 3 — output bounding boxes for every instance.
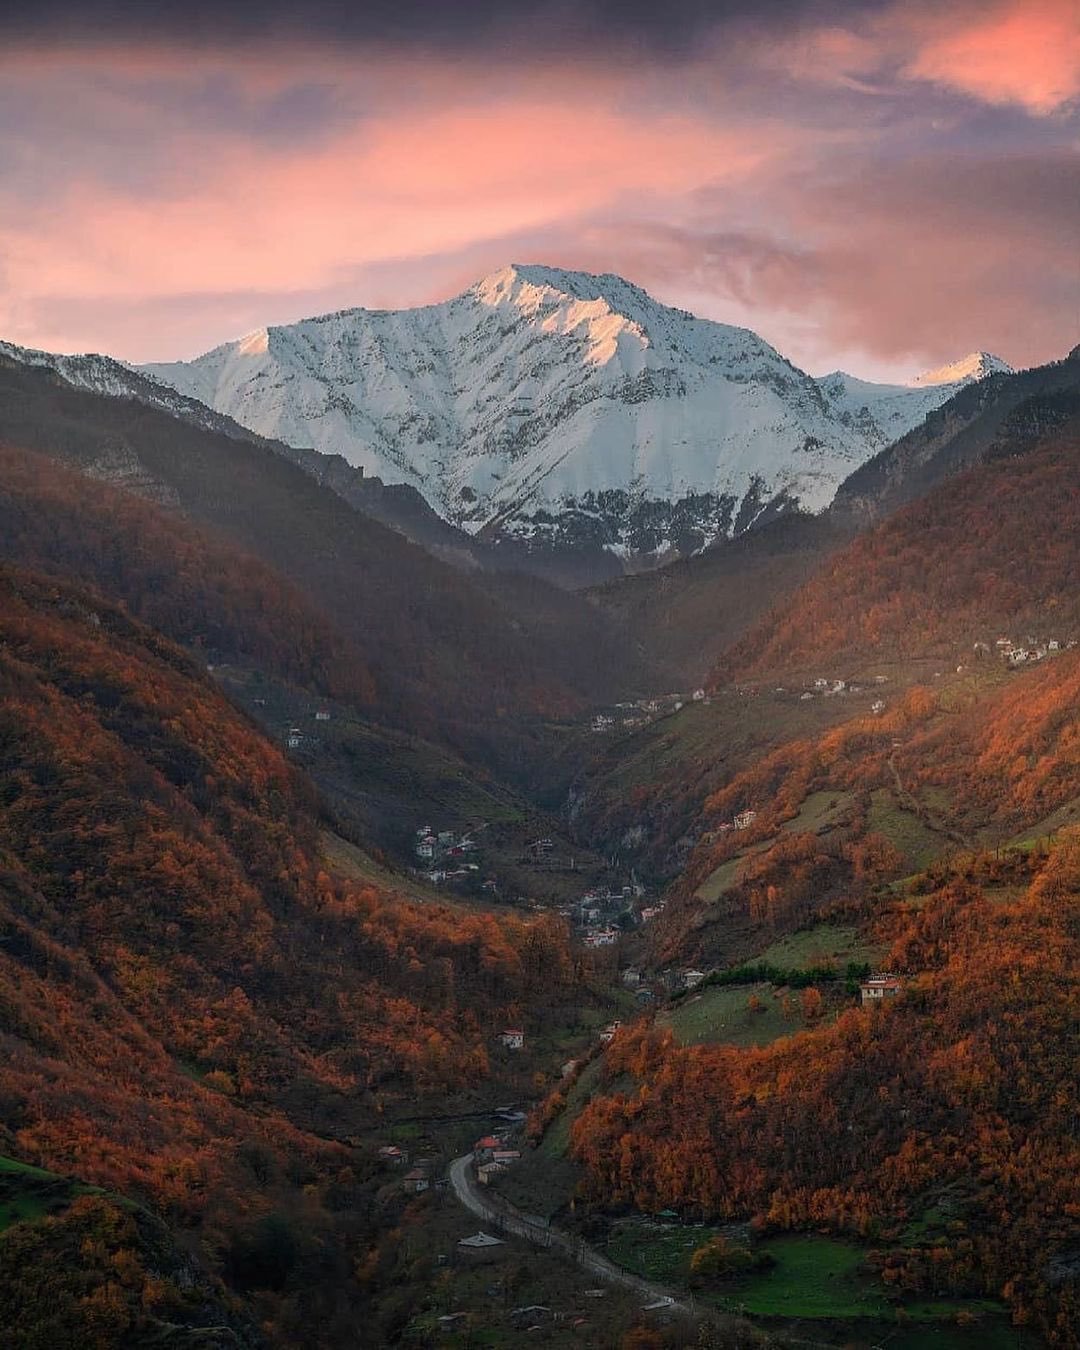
[375,1145,446,1196]
[796,673,890,706]
[981,634,1072,667]
[413,823,485,886]
[471,1130,523,1185]
[283,706,334,750]
[557,880,660,948]
[589,690,707,733]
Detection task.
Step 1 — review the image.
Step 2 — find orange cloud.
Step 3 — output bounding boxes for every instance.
[903,0,1080,114]
[0,99,796,308]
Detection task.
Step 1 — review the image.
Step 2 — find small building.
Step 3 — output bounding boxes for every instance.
[561,1059,579,1078]
[500,1028,525,1051]
[314,709,331,722]
[682,969,707,990]
[860,974,903,1003]
[510,1306,553,1329]
[599,1021,622,1044]
[621,968,642,987]
[733,809,757,830]
[871,699,885,715]
[491,1150,521,1165]
[635,987,655,1004]
[416,841,435,860]
[437,830,455,846]
[402,1168,430,1194]
[377,1145,407,1166]
[458,1231,505,1253]
[477,1161,507,1185]
[692,688,706,701]
[286,728,302,750]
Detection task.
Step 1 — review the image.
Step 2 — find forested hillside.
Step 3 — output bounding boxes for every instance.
[571,839,1079,1344]
[587,513,848,685]
[0,565,594,1343]
[719,413,1080,682]
[831,349,1080,525]
[0,356,654,761]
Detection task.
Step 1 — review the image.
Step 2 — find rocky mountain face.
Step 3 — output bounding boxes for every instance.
[831,348,1078,526]
[139,265,1004,568]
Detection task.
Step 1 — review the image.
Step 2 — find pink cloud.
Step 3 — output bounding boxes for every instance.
[902,0,1080,115]
[743,0,1080,115]
[0,16,1069,376]
[0,92,800,328]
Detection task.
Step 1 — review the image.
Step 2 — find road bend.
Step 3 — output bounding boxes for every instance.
[447,1154,697,1318]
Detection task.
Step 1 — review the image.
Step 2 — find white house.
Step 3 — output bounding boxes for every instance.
[860,974,903,1003]
[500,1029,524,1051]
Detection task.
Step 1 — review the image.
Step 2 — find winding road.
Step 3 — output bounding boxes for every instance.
[447,1154,695,1317]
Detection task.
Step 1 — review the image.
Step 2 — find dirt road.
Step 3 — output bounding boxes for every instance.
[447,1154,695,1316]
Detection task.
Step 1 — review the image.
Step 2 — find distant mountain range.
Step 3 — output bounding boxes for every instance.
[132,265,1010,565]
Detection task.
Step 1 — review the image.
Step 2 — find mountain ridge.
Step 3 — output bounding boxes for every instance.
[136,264,1005,567]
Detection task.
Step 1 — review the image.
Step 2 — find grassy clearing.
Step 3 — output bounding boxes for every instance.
[607,1224,1011,1338]
[779,789,855,836]
[727,1235,888,1318]
[1004,794,1080,850]
[606,1228,887,1317]
[0,1155,99,1234]
[540,1058,606,1160]
[661,983,797,1049]
[868,789,946,872]
[607,1222,731,1281]
[320,830,450,905]
[695,791,859,904]
[753,923,879,969]
[695,851,750,903]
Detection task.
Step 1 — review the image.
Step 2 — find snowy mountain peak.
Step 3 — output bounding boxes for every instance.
[468,263,652,368]
[235,328,270,357]
[910,351,1013,387]
[129,265,1008,565]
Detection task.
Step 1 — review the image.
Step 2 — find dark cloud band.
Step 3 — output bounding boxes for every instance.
[1,0,867,55]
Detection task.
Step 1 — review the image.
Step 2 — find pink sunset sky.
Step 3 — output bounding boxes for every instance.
[0,0,1076,379]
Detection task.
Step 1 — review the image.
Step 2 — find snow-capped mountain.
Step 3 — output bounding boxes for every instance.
[141,264,1009,560]
[910,352,1013,387]
[813,352,1013,452]
[3,268,1012,568]
[0,338,261,443]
